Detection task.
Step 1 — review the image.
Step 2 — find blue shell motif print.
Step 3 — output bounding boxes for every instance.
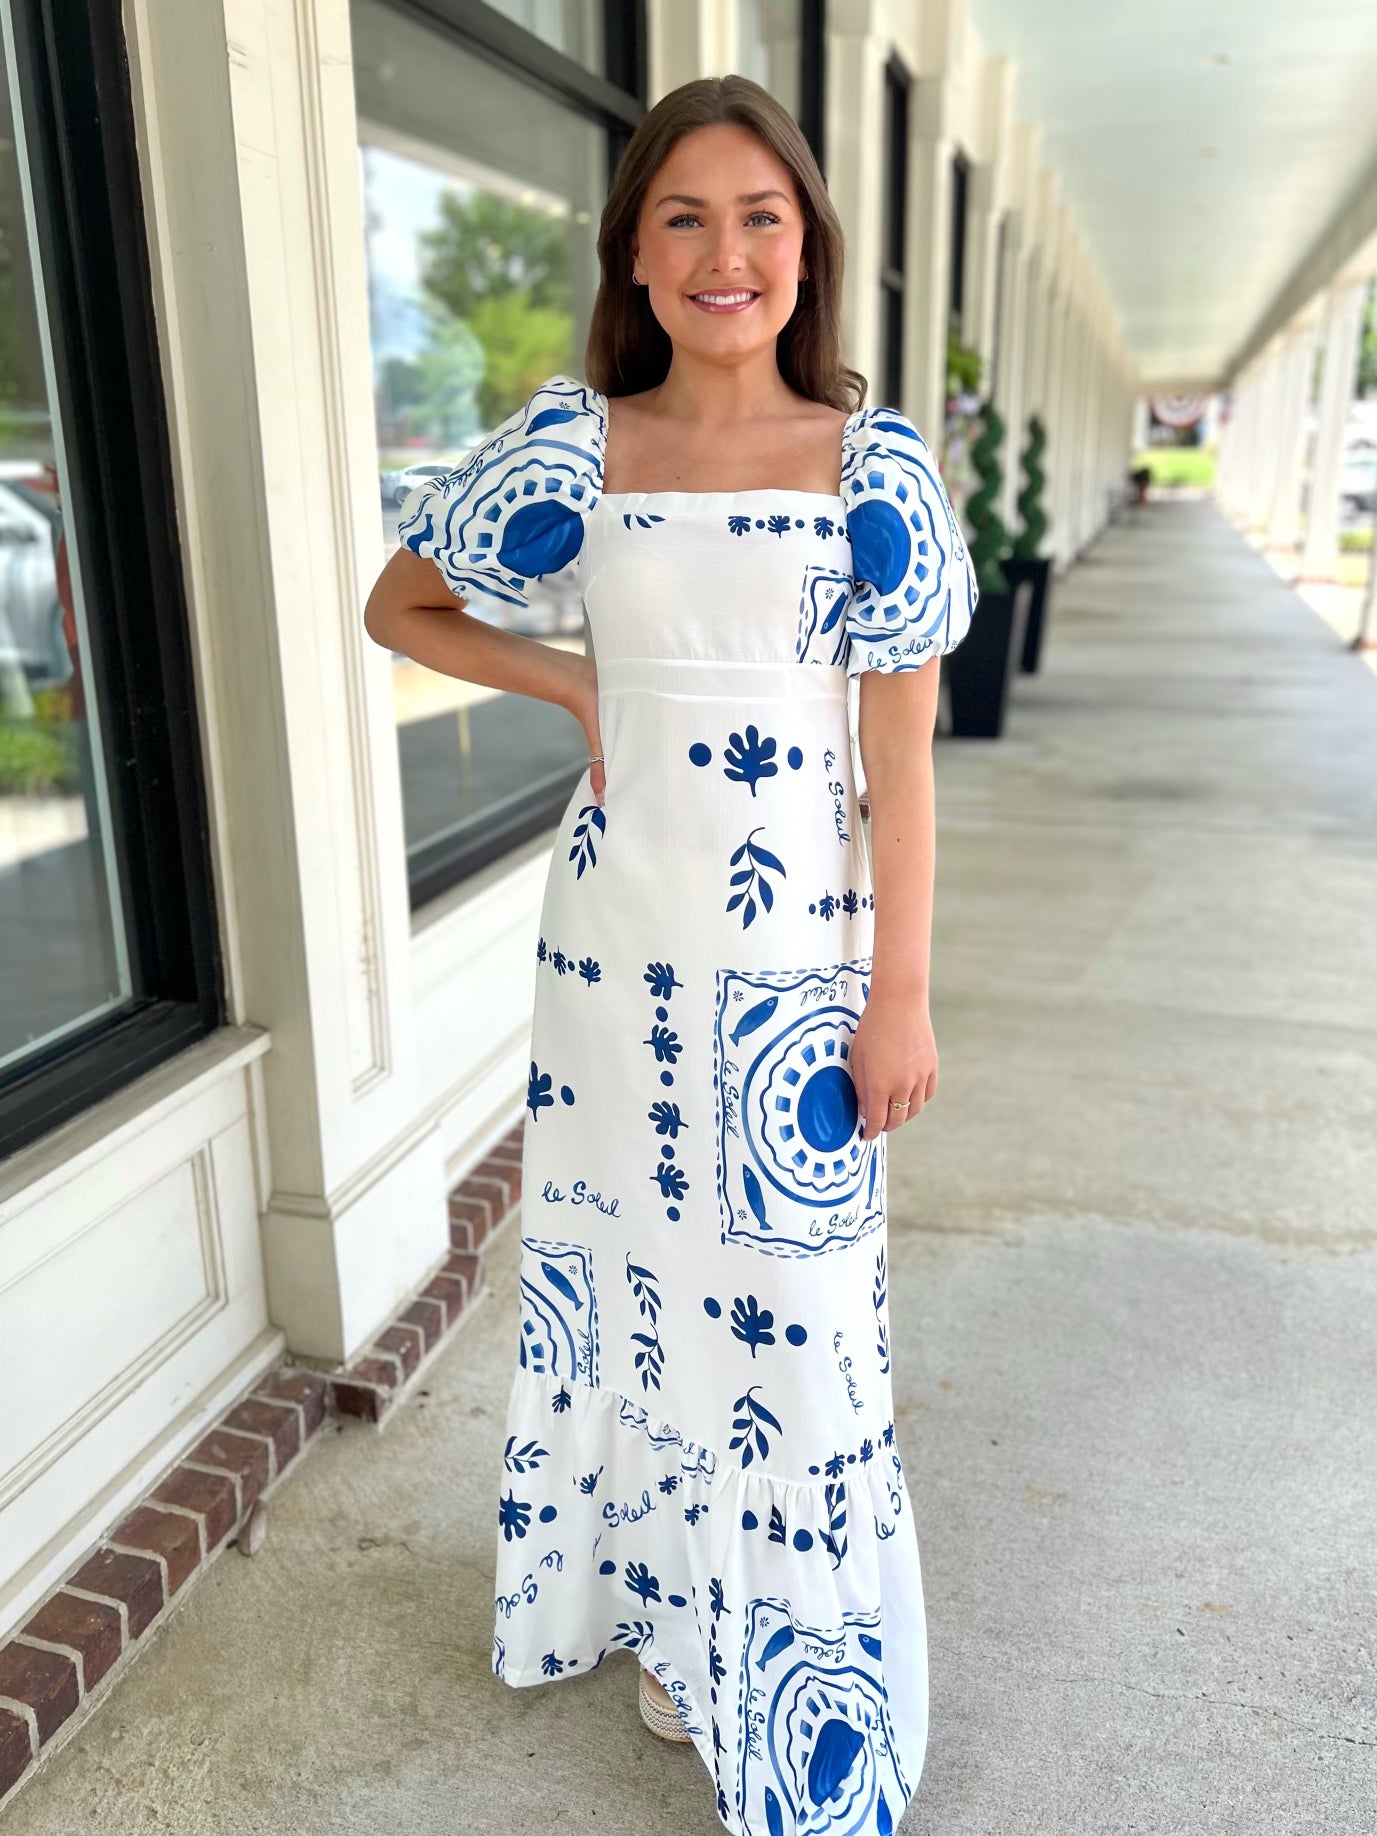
[396,374,603,614]
[482,374,969,1836]
[841,406,980,677]
[713,960,885,1259]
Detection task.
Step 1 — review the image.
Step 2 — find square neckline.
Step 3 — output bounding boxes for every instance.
[588,383,857,507]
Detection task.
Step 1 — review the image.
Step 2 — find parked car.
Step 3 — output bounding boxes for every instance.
[1339,451,1377,521]
[388,458,461,508]
[0,476,63,685]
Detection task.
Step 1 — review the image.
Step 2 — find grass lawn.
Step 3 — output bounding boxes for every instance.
[1133,447,1216,488]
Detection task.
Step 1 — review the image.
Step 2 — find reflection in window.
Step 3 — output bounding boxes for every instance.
[736,0,802,120]
[482,0,605,75]
[351,0,605,890]
[0,46,125,1075]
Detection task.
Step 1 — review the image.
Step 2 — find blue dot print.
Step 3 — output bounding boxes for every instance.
[689,742,712,766]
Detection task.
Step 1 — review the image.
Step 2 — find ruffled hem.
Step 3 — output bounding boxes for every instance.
[492,1365,928,1836]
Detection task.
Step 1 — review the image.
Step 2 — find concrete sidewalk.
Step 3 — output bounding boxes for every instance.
[6,499,1375,1835]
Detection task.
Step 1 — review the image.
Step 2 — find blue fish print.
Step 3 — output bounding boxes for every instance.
[755,1624,795,1669]
[741,1163,769,1229]
[540,1261,583,1309]
[730,994,778,1045]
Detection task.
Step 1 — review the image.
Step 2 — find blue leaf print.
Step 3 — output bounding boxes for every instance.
[626,1255,665,1391]
[624,1560,661,1604]
[551,949,569,974]
[498,1491,531,1540]
[577,1468,603,1495]
[724,827,787,929]
[642,1023,683,1064]
[536,937,547,961]
[730,1294,776,1358]
[708,1576,730,1621]
[647,1100,687,1137]
[551,1384,571,1413]
[728,1385,782,1466]
[568,802,605,878]
[767,1504,786,1544]
[820,1481,849,1569]
[577,955,601,984]
[766,513,792,538]
[726,513,752,536]
[611,1620,654,1652]
[526,1061,554,1120]
[875,1246,891,1373]
[723,725,778,797]
[542,1650,565,1676]
[813,513,836,538]
[503,1437,549,1473]
[650,1161,690,1200]
[644,960,683,1000]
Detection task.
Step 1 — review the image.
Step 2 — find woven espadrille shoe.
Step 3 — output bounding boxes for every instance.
[638,1667,693,1742]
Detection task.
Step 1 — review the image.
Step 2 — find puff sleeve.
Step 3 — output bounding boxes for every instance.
[396,372,605,618]
[840,407,979,676]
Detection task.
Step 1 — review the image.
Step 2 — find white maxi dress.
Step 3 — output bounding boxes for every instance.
[398,372,979,1836]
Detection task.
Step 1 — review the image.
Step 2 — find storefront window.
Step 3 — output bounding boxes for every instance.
[0,39,126,1077]
[0,3,219,1156]
[483,0,605,75]
[352,0,608,899]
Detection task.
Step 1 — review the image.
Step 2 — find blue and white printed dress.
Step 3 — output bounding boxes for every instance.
[398,373,978,1836]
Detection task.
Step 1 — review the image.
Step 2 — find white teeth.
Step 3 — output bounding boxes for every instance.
[692,290,757,304]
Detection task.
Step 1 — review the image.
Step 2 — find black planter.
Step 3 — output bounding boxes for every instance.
[1001,553,1053,673]
[942,581,1023,738]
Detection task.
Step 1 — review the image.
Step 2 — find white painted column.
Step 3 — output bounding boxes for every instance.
[138,0,485,1363]
[1248,342,1288,531]
[825,0,886,396]
[1266,324,1316,550]
[1300,278,1366,580]
[906,71,954,445]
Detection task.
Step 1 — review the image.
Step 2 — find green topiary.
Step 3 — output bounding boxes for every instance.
[1012,413,1048,559]
[966,397,1009,597]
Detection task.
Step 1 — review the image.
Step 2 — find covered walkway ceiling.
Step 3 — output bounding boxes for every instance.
[968,0,1377,389]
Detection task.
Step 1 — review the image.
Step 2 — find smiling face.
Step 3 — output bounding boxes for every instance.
[630,122,808,364]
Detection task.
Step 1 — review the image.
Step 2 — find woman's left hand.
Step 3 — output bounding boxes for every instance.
[851,991,938,1141]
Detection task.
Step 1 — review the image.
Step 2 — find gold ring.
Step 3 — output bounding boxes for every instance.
[888,1098,909,1108]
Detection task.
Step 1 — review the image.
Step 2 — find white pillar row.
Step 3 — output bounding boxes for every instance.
[1300,278,1367,580]
[1075,326,1103,548]
[906,71,954,446]
[1265,324,1317,551]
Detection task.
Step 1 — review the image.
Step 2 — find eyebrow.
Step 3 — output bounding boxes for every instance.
[652,189,792,209]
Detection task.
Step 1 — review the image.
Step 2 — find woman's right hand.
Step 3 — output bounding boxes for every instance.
[566,653,606,806]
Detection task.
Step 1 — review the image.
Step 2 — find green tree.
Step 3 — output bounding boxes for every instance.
[417,193,574,425]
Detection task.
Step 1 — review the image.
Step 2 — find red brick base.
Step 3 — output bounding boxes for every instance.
[0,1118,522,1810]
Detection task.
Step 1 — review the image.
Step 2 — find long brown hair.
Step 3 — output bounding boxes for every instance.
[585,75,867,413]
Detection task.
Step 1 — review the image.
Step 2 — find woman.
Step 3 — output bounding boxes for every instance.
[364,73,977,1836]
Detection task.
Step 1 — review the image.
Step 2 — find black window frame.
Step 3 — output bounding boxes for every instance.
[0,0,224,1162]
[372,0,647,910]
[879,53,909,409]
[949,147,969,329]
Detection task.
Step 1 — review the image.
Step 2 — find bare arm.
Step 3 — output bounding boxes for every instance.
[363,547,606,802]
[850,658,942,1141]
